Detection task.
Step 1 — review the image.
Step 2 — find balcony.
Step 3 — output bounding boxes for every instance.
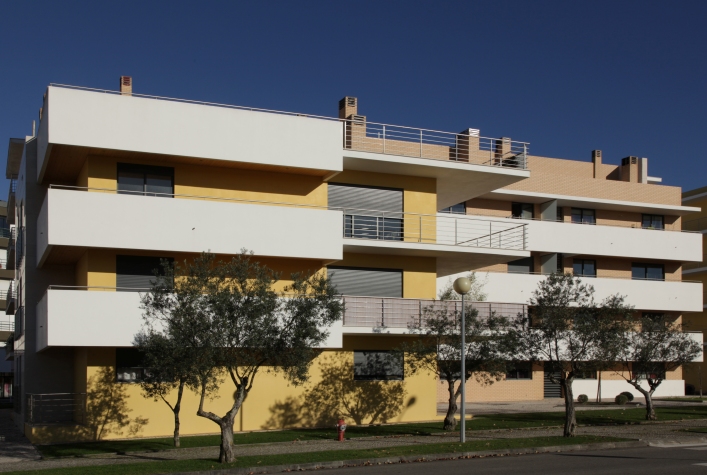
[475,271,703,313]
[6,228,15,271]
[37,187,344,266]
[340,210,529,275]
[7,178,16,226]
[342,121,530,209]
[36,287,344,351]
[26,393,86,425]
[6,282,15,316]
[341,295,527,333]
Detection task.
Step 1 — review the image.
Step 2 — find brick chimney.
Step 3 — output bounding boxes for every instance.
[120,76,132,96]
[338,96,357,119]
[592,150,602,178]
[620,156,639,182]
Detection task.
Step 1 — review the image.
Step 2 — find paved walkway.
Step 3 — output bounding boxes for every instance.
[2,401,707,473]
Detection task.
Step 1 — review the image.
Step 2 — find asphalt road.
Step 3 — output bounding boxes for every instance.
[311,445,707,475]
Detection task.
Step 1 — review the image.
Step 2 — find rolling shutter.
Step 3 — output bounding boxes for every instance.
[328,266,402,298]
[116,255,173,291]
[328,183,402,217]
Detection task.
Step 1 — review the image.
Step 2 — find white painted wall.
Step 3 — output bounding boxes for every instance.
[37,289,343,350]
[37,189,343,265]
[573,379,685,399]
[527,219,702,262]
[438,271,704,312]
[39,86,343,181]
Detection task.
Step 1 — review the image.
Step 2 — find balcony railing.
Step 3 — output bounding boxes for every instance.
[342,295,527,329]
[339,208,527,250]
[344,120,528,169]
[26,393,86,425]
[477,269,695,283]
[8,179,16,194]
[0,321,13,332]
[49,84,529,171]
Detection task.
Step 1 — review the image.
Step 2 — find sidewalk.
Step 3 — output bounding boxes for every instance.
[1,415,707,473]
[0,409,40,464]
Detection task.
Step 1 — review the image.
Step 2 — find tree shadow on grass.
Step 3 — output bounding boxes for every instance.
[263,353,412,429]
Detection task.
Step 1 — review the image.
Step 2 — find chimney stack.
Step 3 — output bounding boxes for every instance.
[620,156,639,183]
[338,96,357,119]
[592,150,602,178]
[120,76,133,96]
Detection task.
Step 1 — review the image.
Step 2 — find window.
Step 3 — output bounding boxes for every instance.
[632,263,665,281]
[328,267,402,298]
[556,207,564,222]
[576,371,597,380]
[329,183,403,241]
[511,202,534,219]
[557,253,565,273]
[633,363,666,381]
[440,202,466,214]
[506,362,532,380]
[573,259,596,277]
[116,348,146,383]
[353,351,403,381]
[508,257,534,274]
[571,208,595,225]
[118,164,174,197]
[642,214,664,230]
[116,255,174,291]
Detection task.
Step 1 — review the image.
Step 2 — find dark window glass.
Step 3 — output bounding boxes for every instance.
[440,202,466,214]
[556,207,564,222]
[632,263,665,281]
[116,348,146,383]
[576,371,597,380]
[511,202,534,219]
[508,257,534,274]
[571,208,596,225]
[642,214,664,230]
[633,363,666,381]
[353,351,403,381]
[116,255,174,291]
[573,259,596,277]
[506,362,533,380]
[557,253,564,273]
[118,164,174,197]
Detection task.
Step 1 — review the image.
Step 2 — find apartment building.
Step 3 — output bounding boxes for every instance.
[6,79,703,443]
[681,187,707,392]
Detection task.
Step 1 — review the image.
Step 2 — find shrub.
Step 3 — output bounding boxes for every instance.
[686,384,696,396]
[620,391,634,402]
[577,394,588,404]
[615,394,629,405]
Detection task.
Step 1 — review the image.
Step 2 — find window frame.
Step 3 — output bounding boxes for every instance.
[353,350,404,381]
[572,258,597,277]
[571,208,596,225]
[511,202,534,220]
[641,214,665,230]
[505,362,533,380]
[440,202,467,215]
[117,163,175,198]
[631,263,665,281]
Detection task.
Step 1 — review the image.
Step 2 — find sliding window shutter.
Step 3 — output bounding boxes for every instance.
[328,184,403,217]
[116,256,173,291]
[328,267,402,298]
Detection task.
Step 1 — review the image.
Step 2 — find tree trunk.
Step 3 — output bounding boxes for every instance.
[561,378,577,437]
[219,421,236,463]
[644,391,656,421]
[443,379,458,431]
[173,381,185,447]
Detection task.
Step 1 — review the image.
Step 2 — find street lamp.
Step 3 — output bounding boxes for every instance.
[453,276,471,443]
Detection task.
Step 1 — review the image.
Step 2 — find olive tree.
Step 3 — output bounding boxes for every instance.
[615,313,701,420]
[506,273,630,437]
[141,252,343,463]
[400,302,509,431]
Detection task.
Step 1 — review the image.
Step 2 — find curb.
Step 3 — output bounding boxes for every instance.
[169,440,649,475]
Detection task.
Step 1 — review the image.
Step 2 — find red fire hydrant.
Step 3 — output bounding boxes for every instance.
[336,418,347,441]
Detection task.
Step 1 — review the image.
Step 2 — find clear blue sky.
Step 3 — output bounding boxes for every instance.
[1,0,705,198]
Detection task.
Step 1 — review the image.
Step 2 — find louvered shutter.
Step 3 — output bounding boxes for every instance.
[328,267,402,298]
[328,183,402,217]
[116,256,173,291]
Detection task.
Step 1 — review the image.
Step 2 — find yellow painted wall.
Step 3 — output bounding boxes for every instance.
[331,253,437,299]
[78,156,327,207]
[29,335,437,444]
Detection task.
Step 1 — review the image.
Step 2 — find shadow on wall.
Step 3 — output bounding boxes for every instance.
[84,367,149,440]
[263,353,414,429]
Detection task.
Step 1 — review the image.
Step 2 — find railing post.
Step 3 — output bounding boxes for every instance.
[489,222,492,248]
[420,130,423,157]
[419,215,422,242]
[523,224,526,249]
[455,218,458,245]
[381,298,385,327]
[383,125,386,154]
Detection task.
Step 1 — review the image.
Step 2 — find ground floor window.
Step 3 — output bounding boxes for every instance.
[116,348,147,383]
[506,362,533,380]
[353,351,403,381]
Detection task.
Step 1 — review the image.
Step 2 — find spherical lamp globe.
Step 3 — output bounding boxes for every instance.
[453,277,471,295]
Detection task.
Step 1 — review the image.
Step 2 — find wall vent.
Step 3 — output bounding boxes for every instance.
[120,76,133,96]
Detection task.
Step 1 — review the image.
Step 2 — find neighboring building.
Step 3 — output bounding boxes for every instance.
[681,187,707,392]
[0,192,15,400]
[6,80,703,443]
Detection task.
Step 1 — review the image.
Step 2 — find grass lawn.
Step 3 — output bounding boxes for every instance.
[36,405,707,458]
[16,436,629,475]
[655,397,706,403]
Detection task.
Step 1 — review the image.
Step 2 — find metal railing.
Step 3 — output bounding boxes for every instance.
[339,208,527,250]
[0,228,11,239]
[343,120,528,169]
[476,269,694,283]
[25,393,86,425]
[342,296,527,328]
[50,185,528,251]
[49,84,529,171]
[8,179,16,194]
[0,321,13,332]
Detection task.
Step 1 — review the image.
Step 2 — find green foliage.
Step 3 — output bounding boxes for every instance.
[577,394,588,404]
[437,272,487,301]
[615,394,629,405]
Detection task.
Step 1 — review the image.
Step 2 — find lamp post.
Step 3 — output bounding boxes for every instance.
[453,276,471,443]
